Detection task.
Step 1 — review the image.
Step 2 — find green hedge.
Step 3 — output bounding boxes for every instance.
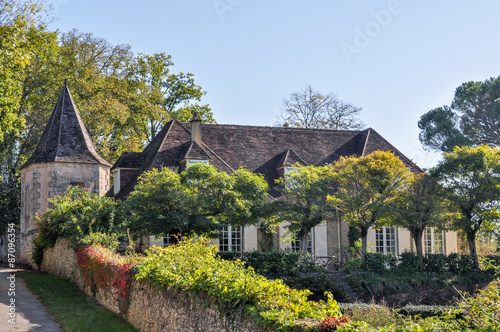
[218,250,324,274]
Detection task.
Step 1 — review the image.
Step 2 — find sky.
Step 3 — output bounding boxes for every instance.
[46,0,500,169]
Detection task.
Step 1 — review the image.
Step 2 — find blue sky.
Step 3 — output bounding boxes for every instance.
[47,0,500,169]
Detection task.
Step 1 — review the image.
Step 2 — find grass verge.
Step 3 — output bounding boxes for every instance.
[19,270,136,332]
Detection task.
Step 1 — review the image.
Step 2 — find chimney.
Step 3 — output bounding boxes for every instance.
[189,112,202,145]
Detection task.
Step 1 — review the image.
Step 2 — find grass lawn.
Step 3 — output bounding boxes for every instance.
[20,270,136,332]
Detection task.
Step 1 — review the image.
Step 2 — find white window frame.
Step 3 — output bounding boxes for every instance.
[219,225,242,252]
[376,227,397,255]
[424,227,444,254]
[284,166,300,189]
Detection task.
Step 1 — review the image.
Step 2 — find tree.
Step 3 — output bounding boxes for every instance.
[126,52,215,143]
[272,165,335,254]
[0,0,51,141]
[388,173,448,270]
[126,164,269,239]
[276,85,364,130]
[432,145,500,269]
[328,151,411,260]
[419,76,500,152]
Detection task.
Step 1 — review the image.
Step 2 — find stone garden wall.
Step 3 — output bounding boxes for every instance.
[40,238,269,332]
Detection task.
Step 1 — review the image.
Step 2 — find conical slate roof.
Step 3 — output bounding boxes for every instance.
[21,81,111,169]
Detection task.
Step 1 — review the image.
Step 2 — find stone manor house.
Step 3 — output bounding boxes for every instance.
[18,82,463,264]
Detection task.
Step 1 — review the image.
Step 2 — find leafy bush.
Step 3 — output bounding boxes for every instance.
[33,188,127,265]
[345,258,363,272]
[280,274,350,303]
[218,249,324,275]
[423,253,447,272]
[338,302,396,328]
[134,238,342,330]
[483,255,500,274]
[347,270,494,301]
[447,253,475,273]
[365,253,397,272]
[398,251,420,272]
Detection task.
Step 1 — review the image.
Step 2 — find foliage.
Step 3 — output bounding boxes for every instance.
[76,245,135,309]
[446,253,475,274]
[418,76,500,153]
[126,52,215,143]
[134,238,342,330]
[345,258,363,272]
[126,163,269,238]
[318,315,351,331]
[32,188,127,265]
[347,270,494,302]
[328,151,411,260]
[0,0,51,140]
[20,270,137,332]
[365,253,398,272]
[432,144,500,269]
[398,251,420,272]
[387,173,448,271]
[338,303,397,329]
[280,274,350,303]
[277,85,364,130]
[272,164,335,253]
[423,254,447,272]
[218,249,324,274]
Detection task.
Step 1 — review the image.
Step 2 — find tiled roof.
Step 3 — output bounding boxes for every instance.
[22,81,111,169]
[109,120,421,199]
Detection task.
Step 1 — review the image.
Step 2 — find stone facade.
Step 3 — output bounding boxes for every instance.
[20,162,109,265]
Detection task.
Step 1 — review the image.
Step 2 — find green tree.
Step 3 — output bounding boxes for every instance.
[419,76,500,152]
[272,165,335,253]
[276,85,364,130]
[126,52,215,143]
[387,173,448,270]
[432,145,500,269]
[126,164,269,238]
[0,0,51,141]
[328,151,411,260]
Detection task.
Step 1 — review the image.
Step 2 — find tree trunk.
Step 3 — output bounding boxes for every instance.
[412,229,424,271]
[360,227,368,261]
[299,231,309,254]
[466,230,480,270]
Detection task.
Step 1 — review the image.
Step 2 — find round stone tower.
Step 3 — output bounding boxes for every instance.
[19,81,111,265]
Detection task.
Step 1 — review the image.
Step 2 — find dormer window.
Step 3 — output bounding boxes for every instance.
[186,159,209,168]
[284,166,300,189]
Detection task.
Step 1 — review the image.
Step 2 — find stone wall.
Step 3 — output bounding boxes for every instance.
[41,239,271,332]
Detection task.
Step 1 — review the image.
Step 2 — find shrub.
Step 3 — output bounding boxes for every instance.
[447,253,474,273]
[399,251,420,272]
[134,238,342,330]
[364,253,397,272]
[345,258,363,272]
[33,188,127,265]
[339,302,397,328]
[218,249,324,275]
[280,274,350,303]
[483,255,500,274]
[423,253,447,272]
